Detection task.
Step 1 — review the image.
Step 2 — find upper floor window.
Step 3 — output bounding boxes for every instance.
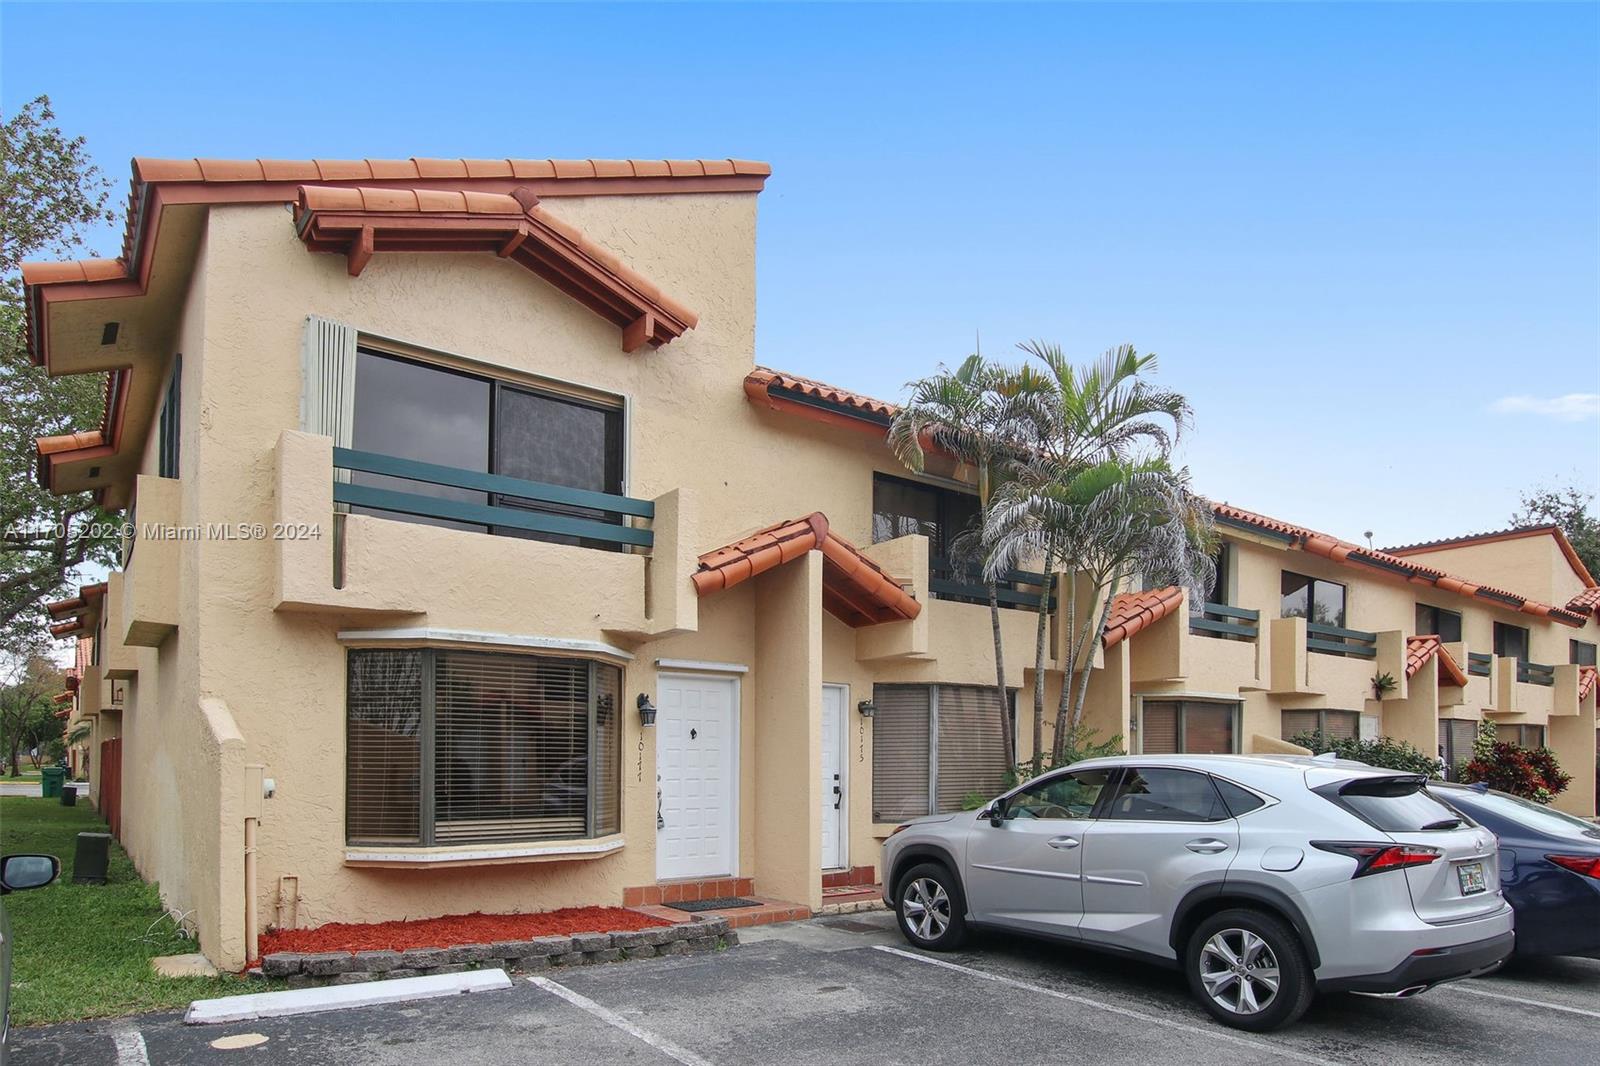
[1572,640,1597,667]
[157,354,181,479]
[1492,622,1530,663]
[1280,571,1346,627]
[871,473,978,558]
[350,350,624,548]
[346,647,621,847]
[1206,544,1232,605]
[1415,603,1462,643]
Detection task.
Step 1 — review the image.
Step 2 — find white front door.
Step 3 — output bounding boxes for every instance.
[656,674,737,881]
[821,683,848,870]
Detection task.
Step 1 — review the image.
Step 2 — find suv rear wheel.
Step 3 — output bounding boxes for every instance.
[894,862,968,951]
[1184,908,1313,1031]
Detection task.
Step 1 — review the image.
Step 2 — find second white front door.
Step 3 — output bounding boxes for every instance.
[656,675,737,881]
[821,683,848,870]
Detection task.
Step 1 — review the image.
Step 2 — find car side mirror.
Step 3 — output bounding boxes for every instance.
[1,854,60,894]
[986,806,1006,828]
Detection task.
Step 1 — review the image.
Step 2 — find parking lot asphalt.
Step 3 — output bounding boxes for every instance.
[11,911,1597,1065]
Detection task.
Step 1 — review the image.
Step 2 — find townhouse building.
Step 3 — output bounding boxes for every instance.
[29,155,1598,973]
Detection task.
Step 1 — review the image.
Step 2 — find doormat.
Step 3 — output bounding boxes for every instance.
[665,897,763,913]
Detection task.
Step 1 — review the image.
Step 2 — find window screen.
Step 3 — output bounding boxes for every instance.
[1493,623,1530,663]
[346,649,423,844]
[1415,604,1462,644]
[1283,708,1359,742]
[493,384,623,547]
[934,686,1009,812]
[1141,701,1237,754]
[1438,719,1477,779]
[872,685,931,822]
[346,648,621,846]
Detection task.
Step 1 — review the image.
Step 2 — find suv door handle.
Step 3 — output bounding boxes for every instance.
[1185,839,1230,854]
[1046,836,1080,850]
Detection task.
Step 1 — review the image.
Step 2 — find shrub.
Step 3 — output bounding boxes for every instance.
[1288,731,1441,778]
[1459,742,1571,804]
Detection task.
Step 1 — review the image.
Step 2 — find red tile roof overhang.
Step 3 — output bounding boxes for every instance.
[1214,504,1590,628]
[691,512,921,627]
[1405,635,1470,687]
[743,368,899,440]
[34,371,129,498]
[1580,666,1596,701]
[1103,586,1184,649]
[293,185,697,352]
[1386,524,1597,589]
[1566,586,1600,619]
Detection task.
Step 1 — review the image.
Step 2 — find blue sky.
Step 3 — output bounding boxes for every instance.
[4,1,1596,546]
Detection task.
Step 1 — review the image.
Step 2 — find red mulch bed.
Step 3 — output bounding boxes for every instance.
[257,906,670,957]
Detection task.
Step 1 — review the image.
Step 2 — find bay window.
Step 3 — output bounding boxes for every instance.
[346,648,621,846]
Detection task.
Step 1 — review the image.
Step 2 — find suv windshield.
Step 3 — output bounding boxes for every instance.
[1322,775,1467,832]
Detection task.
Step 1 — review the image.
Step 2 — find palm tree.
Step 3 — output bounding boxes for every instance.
[888,354,1039,767]
[986,343,1212,767]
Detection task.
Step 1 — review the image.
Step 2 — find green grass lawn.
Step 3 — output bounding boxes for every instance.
[1,797,267,1025]
[3,767,44,780]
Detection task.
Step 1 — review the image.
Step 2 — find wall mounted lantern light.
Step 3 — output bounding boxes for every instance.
[637,693,658,727]
[857,699,876,719]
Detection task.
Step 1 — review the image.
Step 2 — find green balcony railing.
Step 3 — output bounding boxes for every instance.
[1190,602,1260,641]
[1516,660,1556,687]
[332,447,654,549]
[1467,652,1492,678]
[1305,621,1378,659]
[928,556,1054,611]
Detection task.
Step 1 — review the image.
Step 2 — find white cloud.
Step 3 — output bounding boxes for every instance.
[1488,393,1600,421]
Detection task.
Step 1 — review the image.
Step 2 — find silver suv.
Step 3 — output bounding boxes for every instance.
[881,754,1514,1031]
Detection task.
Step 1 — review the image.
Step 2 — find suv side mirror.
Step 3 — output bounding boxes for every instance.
[986,805,1006,828]
[1,854,60,894]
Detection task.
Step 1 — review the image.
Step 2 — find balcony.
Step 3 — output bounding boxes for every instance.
[1516,660,1556,687]
[927,556,1052,611]
[331,448,655,552]
[274,431,691,637]
[1305,621,1377,659]
[119,474,181,647]
[1466,652,1492,677]
[1189,602,1260,641]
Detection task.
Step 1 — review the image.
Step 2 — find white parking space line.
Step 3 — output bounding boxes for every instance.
[528,975,716,1066]
[875,946,1341,1066]
[112,1028,150,1066]
[1442,983,1600,1020]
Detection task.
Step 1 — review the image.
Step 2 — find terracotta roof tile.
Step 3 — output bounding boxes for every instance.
[692,512,920,627]
[1405,635,1469,687]
[744,368,900,421]
[1566,587,1600,616]
[1580,666,1597,701]
[1102,586,1185,649]
[1214,503,1590,629]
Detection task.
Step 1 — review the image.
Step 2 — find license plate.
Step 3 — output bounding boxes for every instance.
[1457,862,1487,895]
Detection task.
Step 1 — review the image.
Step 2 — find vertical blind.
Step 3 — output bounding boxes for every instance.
[346,648,621,846]
[872,686,930,822]
[872,684,1011,821]
[934,686,1009,812]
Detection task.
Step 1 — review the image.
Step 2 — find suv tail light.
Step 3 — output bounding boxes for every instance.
[1312,841,1442,878]
[1545,854,1600,879]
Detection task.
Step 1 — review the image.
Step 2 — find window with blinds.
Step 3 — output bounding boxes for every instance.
[872,686,931,822]
[346,648,622,846]
[1438,719,1477,779]
[1496,723,1547,749]
[1140,700,1238,755]
[1282,708,1359,743]
[871,684,1011,822]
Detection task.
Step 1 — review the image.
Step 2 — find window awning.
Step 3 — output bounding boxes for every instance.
[1405,635,1470,688]
[1103,586,1184,649]
[691,512,920,627]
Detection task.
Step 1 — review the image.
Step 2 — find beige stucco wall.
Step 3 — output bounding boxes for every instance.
[1396,536,1590,611]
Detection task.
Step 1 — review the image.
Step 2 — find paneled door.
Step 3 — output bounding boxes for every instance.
[821,684,848,870]
[656,675,737,881]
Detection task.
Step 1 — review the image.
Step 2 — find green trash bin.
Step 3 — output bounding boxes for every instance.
[40,766,66,799]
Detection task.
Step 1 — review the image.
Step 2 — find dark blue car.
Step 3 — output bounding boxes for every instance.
[1430,782,1600,959]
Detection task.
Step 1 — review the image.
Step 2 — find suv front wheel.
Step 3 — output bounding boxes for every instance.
[1184,908,1314,1031]
[894,862,968,951]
